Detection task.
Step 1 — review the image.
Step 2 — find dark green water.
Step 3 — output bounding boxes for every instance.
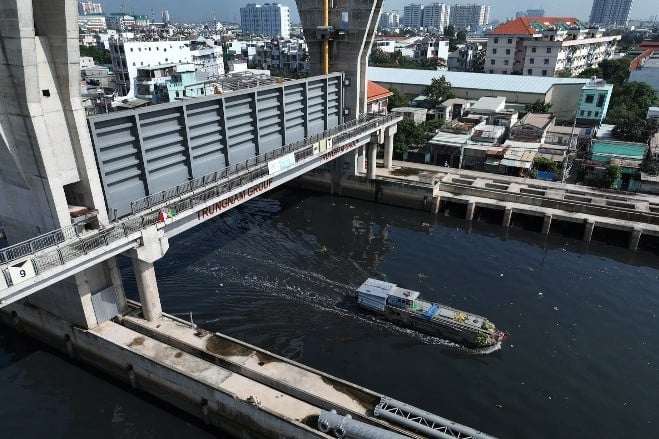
[2,188,657,438]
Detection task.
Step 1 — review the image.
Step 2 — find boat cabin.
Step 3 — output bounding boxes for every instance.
[357,279,420,312]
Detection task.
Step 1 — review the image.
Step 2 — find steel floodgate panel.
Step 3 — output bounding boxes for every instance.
[88,73,344,219]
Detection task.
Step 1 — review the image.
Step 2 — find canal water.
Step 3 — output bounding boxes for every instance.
[1,188,657,438]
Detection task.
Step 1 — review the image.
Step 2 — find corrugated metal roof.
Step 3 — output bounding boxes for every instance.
[592,141,647,159]
[368,67,588,94]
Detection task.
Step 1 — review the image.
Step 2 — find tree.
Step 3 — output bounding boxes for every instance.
[578,66,602,79]
[423,76,453,109]
[533,156,559,173]
[443,25,455,39]
[387,87,409,110]
[612,116,658,143]
[598,58,631,86]
[455,30,467,44]
[79,45,111,64]
[393,117,426,154]
[470,49,485,73]
[525,99,552,113]
[603,164,622,189]
[370,48,393,65]
[555,69,573,78]
[606,81,659,124]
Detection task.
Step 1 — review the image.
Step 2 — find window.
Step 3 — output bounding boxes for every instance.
[532,47,537,53]
[505,49,511,55]
[493,38,498,43]
[596,95,605,107]
[490,59,495,65]
[504,60,509,65]
[527,68,532,74]
[594,111,599,117]
[585,95,594,103]
[542,70,547,76]
[530,58,535,64]
[546,47,552,53]
[489,69,494,73]
[503,70,508,74]
[507,38,512,44]
[492,48,497,54]
[580,110,585,116]
[544,59,549,64]
[587,111,592,116]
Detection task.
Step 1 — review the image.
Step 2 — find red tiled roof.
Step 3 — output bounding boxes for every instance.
[367,80,393,101]
[630,49,653,70]
[491,17,581,35]
[638,41,659,49]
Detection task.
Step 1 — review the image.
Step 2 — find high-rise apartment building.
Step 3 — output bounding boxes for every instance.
[240,3,291,38]
[423,3,450,33]
[78,1,102,15]
[379,11,401,29]
[402,4,424,28]
[589,0,634,27]
[449,4,490,31]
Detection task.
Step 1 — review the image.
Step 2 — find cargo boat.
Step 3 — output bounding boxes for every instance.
[357,278,508,348]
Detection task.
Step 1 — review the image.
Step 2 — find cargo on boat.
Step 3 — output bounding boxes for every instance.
[357,279,508,348]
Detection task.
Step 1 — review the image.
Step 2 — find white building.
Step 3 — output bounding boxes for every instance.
[485,17,620,77]
[403,4,424,29]
[109,38,224,97]
[449,4,490,32]
[423,3,450,33]
[78,14,107,32]
[379,11,401,30]
[106,14,135,32]
[414,38,450,62]
[79,1,102,15]
[589,0,634,27]
[240,3,291,38]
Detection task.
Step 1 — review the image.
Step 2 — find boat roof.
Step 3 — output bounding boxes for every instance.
[357,279,420,301]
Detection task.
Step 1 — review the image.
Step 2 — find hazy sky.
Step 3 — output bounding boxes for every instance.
[99,1,655,24]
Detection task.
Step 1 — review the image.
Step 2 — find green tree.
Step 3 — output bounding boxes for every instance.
[533,156,559,173]
[555,69,573,78]
[603,164,622,189]
[606,81,659,124]
[470,48,485,73]
[598,58,631,86]
[423,76,453,109]
[525,99,552,113]
[444,25,455,39]
[387,87,409,110]
[455,30,467,44]
[578,66,602,79]
[370,48,392,65]
[393,117,426,154]
[79,45,111,64]
[612,116,658,143]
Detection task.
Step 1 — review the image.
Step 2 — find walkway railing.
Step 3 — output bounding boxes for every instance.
[0,113,400,290]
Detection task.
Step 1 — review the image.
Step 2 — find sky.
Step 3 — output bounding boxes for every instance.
[98,1,656,24]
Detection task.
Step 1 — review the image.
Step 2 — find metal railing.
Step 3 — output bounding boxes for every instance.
[0,113,401,290]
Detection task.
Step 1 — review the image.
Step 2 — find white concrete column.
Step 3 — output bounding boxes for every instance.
[431,196,442,214]
[384,125,397,170]
[583,220,595,242]
[465,201,476,221]
[541,214,552,235]
[367,141,377,180]
[629,228,642,251]
[502,207,513,227]
[132,258,162,321]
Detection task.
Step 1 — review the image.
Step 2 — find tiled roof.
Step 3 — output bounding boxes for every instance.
[491,17,584,35]
[367,80,393,101]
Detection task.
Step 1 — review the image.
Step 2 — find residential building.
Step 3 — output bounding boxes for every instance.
[485,17,620,77]
[509,113,555,143]
[240,3,291,38]
[109,37,224,97]
[79,1,102,15]
[379,12,401,30]
[447,42,482,71]
[254,38,309,74]
[423,3,450,33]
[106,14,135,32]
[449,4,490,32]
[575,77,613,125]
[366,81,393,114]
[586,140,648,190]
[413,38,450,62]
[629,43,659,95]
[589,0,633,27]
[516,9,545,18]
[134,63,186,103]
[402,4,424,29]
[78,14,107,32]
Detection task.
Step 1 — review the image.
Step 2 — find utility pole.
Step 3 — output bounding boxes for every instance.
[561,111,578,184]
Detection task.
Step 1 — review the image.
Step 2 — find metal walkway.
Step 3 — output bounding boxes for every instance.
[0,113,400,307]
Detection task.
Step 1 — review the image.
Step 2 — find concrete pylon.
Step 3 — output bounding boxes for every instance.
[384,125,397,169]
[127,227,169,321]
[0,1,122,329]
[296,0,385,120]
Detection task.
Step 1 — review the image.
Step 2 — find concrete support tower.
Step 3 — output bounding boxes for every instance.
[0,1,128,328]
[296,0,384,121]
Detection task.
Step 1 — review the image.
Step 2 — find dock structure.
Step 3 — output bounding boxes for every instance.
[299,161,659,251]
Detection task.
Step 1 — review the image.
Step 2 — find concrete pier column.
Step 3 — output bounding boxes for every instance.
[583,220,595,242]
[367,141,378,180]
[465,201,476,221]
[384,125,397,170]
[431,196,442,214]
[502,207,513,227]
[541,214,552,235]
[628,228,642,251]
[132,258,162,321]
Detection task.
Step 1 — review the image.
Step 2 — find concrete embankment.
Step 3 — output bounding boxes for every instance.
[295,162,659,251]
[1,300,428,438]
